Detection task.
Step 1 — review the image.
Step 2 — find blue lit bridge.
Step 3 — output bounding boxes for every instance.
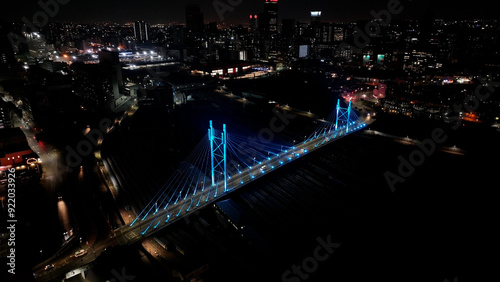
[115,100,367,244]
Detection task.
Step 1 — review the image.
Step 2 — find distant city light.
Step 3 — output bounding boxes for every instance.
[311,11,321,17]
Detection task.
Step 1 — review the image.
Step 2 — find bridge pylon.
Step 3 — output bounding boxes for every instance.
[208,120,227,194]
[335,99,353,132]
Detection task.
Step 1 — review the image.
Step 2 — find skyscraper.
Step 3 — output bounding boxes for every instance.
[99,50,123,103]
[0,100,11,129]
[310,11,322,42]
[26,32,47,60]
[264,0,278,37]
[185,4,204,34]
[249,14,258,33]
[281,19,295,40]
[0,20,18,75]
[133,21,149,43]
[310,11,321,25]
[258,0,279,59]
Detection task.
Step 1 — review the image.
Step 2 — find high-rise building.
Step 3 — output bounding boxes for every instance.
[258,0,279,59]
[26,32,47,60]
[0,100,11,129]
[72,50,124,112]
[281,19,295,40]
[248,15,260,59]
[0,21,17,75]
[166,25,185,46]
[281,19,296,58]
[310,11,322,42]
[321,24,334,43]
[185,4,204,34]
[249,15,258,33]
[207,22,219,37]
[263,0,278,37]
[310,11,321,25]
[99,50,123,103]
[334,27,344,42]
[133,21,149,42]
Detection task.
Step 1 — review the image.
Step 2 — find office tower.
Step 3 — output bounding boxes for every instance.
[321,24,334,43]
[334,27,344,42]
[185,4,204,34]
[207,22,219,37]
[72,50,124,112]
[249,15,258,33]
[263,0,278,37]
[26,32,47,60]
[281,19,295,40]
[134,21,149,42]
[311,11,321,25]
[247,15,260,59]
[310,11,322,42]
[99,50,123,102]
[0,100,11,129]
[258,0,279,59]
[0,21,17,75]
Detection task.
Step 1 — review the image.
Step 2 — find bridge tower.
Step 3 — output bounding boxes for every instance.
[335,99,352,132]
[208,120,227,194]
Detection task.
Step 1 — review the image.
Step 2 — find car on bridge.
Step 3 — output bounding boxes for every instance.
[74,249,87,258]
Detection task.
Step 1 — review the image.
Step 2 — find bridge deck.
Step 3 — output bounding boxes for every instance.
[118,120,366,244]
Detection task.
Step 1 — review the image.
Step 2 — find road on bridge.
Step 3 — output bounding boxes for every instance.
[33,119,367,281]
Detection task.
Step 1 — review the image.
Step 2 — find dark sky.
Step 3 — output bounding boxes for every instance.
[1,0,498,24]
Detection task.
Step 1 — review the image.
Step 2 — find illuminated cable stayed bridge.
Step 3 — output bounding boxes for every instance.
[118,100,366,243]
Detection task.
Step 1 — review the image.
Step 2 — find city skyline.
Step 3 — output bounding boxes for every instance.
[0,0,498,281]
[1,0,498,25]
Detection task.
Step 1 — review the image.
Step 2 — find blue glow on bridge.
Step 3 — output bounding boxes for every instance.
[129,99,366,236]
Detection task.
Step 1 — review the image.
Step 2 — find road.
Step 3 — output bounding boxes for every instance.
[8,109,67,194]
[32,105,139,281]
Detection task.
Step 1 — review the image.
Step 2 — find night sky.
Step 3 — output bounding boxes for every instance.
[1,0,498,24]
